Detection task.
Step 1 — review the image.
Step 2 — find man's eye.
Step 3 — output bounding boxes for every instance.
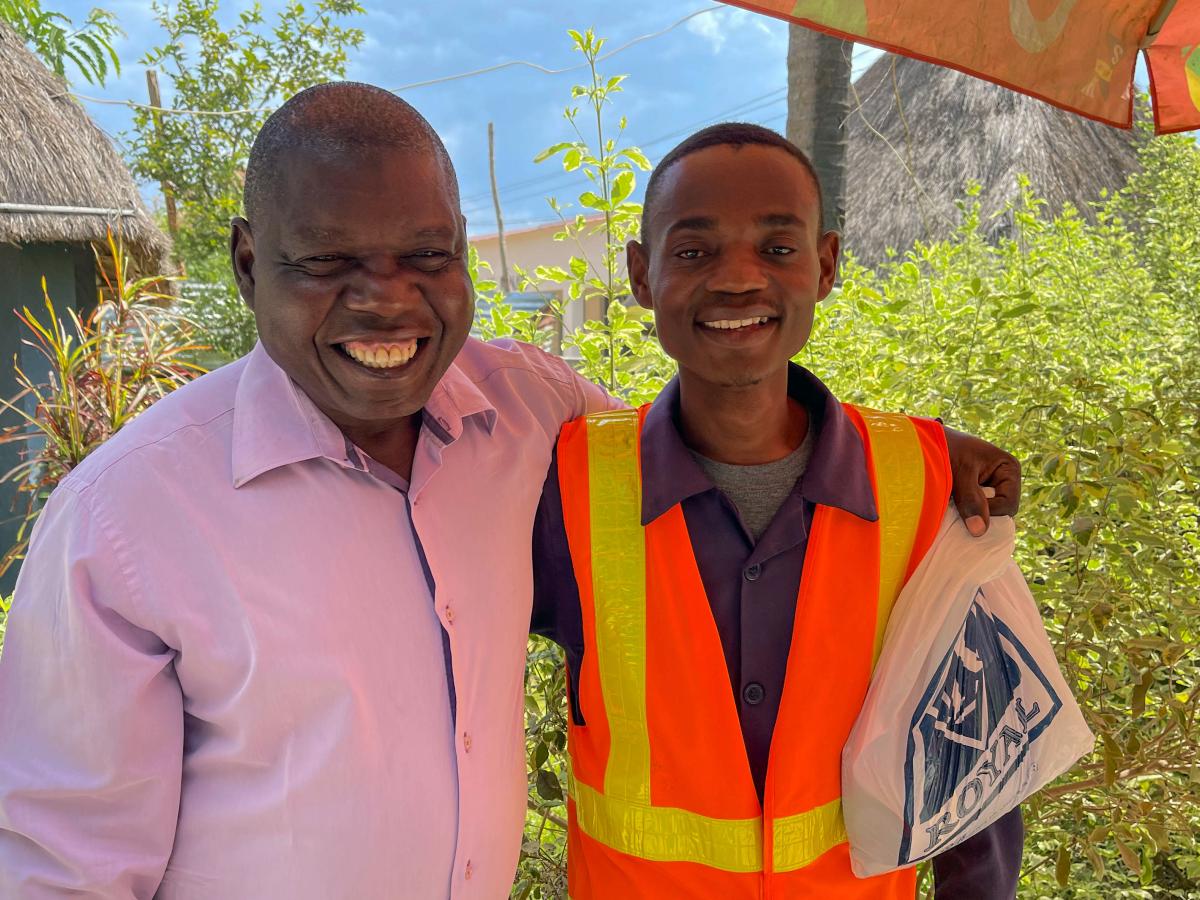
[765,246,795,256]
[407,251,452,270]
[297,255,350,274]
[676,248,707,260]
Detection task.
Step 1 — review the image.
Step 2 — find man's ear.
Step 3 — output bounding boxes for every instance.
[816,229,840,301]
[627,239,653,311]
[230,217,257,311]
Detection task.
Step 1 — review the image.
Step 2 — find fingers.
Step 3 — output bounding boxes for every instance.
[952,475,991,537]
[981,458,1022,518]
[974,487,997,536]
[941,424,1023,535]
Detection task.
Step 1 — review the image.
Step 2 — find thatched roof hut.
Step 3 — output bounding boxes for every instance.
[843,54,1142,266]
[0,21,169,269]
[0,22,172,592]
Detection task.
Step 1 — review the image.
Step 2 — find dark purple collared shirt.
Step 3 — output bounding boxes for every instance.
[531,363,1023,899]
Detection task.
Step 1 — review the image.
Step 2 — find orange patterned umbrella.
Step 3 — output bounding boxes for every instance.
[723,0,1200,133]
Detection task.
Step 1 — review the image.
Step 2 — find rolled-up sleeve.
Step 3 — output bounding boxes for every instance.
[0,485,182,898]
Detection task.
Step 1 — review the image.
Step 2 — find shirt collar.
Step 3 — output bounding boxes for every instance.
[639,363,878,524]
[231,342,498,488]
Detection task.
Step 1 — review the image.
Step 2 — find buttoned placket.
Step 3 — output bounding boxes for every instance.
[408,395,485,895]
[731,490,812,723]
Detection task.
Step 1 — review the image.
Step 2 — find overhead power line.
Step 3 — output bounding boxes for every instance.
[67,5,726,118]
[459,42,876,212]
[459,86,790,209]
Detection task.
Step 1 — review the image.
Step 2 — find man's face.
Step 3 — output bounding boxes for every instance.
[628,144,838,389]
[231,147,473,431]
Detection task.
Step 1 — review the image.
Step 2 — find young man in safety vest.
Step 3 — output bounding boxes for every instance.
[531,123,1024,898]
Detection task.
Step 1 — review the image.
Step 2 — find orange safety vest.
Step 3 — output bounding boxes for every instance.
[556,403,952,899]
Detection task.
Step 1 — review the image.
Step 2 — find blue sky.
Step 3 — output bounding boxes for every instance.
[55,1,884,236]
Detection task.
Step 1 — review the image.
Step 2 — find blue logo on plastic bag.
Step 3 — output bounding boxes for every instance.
[899,589,1062,865]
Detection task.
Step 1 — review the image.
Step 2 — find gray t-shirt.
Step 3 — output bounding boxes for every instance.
[691,425,815,543]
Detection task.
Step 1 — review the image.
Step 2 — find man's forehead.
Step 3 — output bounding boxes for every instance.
[648,144,819,232]
[667,145,814,192]
[282,141,447,185]
[662,212,809,236]
[266,147,460,234]
[286,220,458,242]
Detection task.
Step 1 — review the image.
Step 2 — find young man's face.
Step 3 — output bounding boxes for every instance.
[230,145,474,432]
[628,143,839,389]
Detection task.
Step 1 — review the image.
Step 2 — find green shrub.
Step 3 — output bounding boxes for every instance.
[818,170,1199,898]
[501,90,1199,894]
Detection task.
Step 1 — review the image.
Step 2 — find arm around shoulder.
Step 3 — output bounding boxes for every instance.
[504,339,626,419]
[0,485,183,898]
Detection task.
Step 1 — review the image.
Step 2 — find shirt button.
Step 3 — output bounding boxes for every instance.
[743,682,765,705]
[463,732,472,752]
[444,604,455,624]
[465,860,473,880]
[744,564,762,582]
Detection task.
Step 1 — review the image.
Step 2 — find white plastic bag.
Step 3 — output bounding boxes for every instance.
[842,508,1094,877]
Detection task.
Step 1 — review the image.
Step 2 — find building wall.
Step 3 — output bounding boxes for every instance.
[0,242,95,594]
[471,216,628,333]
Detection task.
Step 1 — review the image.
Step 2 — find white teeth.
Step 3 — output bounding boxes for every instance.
[701,316,770,330]
[343,341,418,368]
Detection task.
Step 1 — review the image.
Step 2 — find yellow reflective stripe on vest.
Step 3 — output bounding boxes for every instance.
[773,409,925,873]
[572,776,764,873]
[585,409,651,804]
[576,406,928,876]
[772,798,848,873]
[855,407,926,667]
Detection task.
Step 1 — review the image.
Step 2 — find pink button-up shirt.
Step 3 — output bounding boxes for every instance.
[0,339,612,898]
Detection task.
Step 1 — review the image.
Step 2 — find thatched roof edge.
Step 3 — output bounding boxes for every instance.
[843,54,1143,267]
[0,22,171,271]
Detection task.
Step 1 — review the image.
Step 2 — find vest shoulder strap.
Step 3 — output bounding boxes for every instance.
[846,405,940,665]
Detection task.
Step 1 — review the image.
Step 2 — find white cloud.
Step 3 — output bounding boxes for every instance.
[686,9,729,54]
[686,7,787,55]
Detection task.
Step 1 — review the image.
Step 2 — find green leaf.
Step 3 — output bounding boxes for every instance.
[579,191,610,212]
[1115,838,1140,875]
[610,170,634,206]
[535,767,562,802]
[1000,302,1038,320]
[1055,844,1071,888]
[1130,669,1154,718]
[620,147,652,170]
[533,141,576,163]
[1084,844,1105,879]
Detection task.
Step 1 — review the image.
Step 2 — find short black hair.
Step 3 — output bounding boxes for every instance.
[640,122,824,240]
[243,81,458,225]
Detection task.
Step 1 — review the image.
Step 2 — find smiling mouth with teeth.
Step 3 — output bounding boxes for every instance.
[339,339,421,369]
[699,316,772,330]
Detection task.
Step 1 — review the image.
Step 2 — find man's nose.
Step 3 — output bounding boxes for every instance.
[342,258,423,315]
[705,245,769,295]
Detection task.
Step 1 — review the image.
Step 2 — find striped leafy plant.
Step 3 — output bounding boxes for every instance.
[0,230,205,579]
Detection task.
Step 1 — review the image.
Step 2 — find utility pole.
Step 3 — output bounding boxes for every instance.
[145,70,180,241]
[487,122,512,295]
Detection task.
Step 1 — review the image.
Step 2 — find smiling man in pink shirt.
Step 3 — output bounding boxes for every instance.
[0,83,1018,898]
[0,82,615,899]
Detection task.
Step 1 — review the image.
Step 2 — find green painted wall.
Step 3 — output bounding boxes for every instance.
[0,242,96,595]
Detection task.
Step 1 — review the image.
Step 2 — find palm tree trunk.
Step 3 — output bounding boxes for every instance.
[786,26,853,234]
